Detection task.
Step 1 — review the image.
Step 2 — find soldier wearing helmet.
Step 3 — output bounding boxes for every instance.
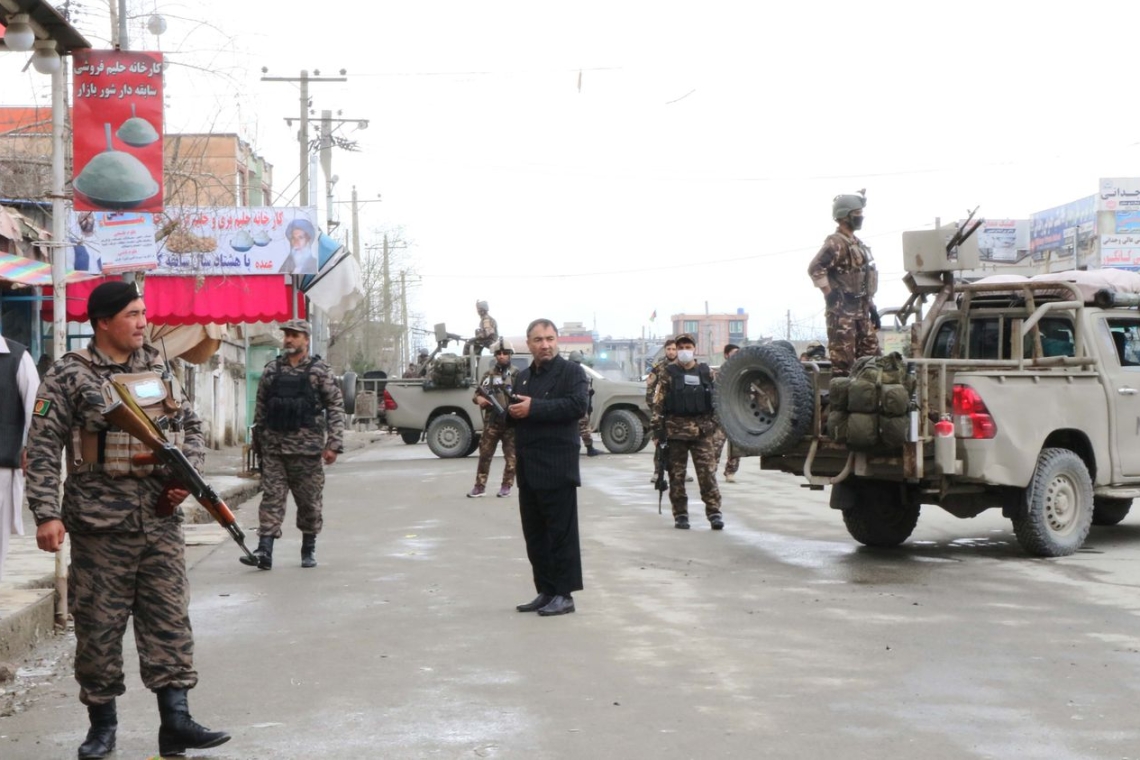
[800,340,827,361]
[807,189,881,376]
[469,337,519,497]
[467,300,499,356]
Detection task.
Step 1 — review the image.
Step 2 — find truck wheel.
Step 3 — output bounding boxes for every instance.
[1092,497,1132,527]
[600,409,644,454]
[1012,448,1093,557]
[465,434,481,457]
[713,344,813,456]
[838,480,920,548]
[399,429,421,445]
[425,415,474,459]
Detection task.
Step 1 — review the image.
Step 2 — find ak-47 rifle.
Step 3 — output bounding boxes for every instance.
[653,435,669,514]
[101,380,258,565]
[476,384,508,418]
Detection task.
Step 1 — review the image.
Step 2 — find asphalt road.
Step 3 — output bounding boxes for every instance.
[4,435,1140,760]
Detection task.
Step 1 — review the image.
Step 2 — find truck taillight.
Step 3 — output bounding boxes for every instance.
[952,384,996,439]
[383,390,397,411]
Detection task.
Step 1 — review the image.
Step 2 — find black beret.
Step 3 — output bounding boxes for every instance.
[87,281,141,320]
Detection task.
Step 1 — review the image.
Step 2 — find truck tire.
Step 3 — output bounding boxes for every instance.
[1012,448,1093,557]
[713,344,813,456]
[600,409,644,454]
[341,371,357,415]
[465,434,481,457]
[399,429,421,445]
[1092,497,1132,527]
[837,480,920,548]
[425,415,474,459]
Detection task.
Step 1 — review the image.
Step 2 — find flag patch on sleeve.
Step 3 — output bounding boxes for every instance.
[33,398,51,417]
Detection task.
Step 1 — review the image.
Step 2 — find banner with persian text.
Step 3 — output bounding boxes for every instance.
[153,207,320,275]
[72,50,164,213]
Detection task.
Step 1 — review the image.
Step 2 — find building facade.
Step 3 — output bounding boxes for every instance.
[670,311,748,362]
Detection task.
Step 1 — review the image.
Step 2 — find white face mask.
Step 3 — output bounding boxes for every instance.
[677,349,695,363]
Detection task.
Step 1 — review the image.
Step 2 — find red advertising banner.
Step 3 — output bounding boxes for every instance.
[72,50,164,213]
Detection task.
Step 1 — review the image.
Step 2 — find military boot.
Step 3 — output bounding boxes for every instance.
[253,535,274,570]
[301,533,317,568]
[156,687,231,756]
[77,700,117,759]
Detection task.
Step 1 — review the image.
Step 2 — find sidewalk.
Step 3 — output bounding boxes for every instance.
[0,443,261,665]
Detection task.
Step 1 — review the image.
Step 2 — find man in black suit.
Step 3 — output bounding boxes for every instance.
[508,319,590,617]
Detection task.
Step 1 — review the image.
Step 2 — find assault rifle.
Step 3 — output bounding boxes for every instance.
[101,381,258,565]
[653,435,669,514]
[476,384,509,418]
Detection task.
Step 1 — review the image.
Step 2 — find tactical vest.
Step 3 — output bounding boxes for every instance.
[0,341,27,468]
[66,350,184,478]
[265,364,321,432]
[663,363,713,417]
[831,237,879,299]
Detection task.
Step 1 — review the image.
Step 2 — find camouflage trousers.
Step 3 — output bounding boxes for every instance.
[475,422,516,488]
[69,521,197,705]
[713,427,740,476]
[826,303,880,377]
[578,414,593,447]
[258,452,325,537]
[667,435,721,518]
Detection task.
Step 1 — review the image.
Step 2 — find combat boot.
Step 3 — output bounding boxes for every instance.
[301,533,317,568]
[156,687,230,756]
[77,700,117,759]
[250,535,273,570]
[586,445,600,457]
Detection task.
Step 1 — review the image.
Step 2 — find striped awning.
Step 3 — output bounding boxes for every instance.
[0,253,100,287]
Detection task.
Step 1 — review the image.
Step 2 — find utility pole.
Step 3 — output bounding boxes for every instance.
[400,270,409,369]
[260,68,348,206]
[382,234,392,370]
[786,309,791,341]
[351,186,360,260]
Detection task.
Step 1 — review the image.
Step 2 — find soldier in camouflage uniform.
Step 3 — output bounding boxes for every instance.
[807,189,881,376]
[651,333,723,530]
[569,351,599,456]
[466,300,499,355]
[26,281,229,759]
[245,319,345,571]
[469,338,519,498]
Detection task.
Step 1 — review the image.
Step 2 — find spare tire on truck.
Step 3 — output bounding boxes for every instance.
[713,344,813,456]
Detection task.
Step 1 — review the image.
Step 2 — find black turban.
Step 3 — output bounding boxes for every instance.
[87,281,140,320]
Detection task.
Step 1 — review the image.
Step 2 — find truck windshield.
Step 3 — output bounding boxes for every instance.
[930,316,1075,360]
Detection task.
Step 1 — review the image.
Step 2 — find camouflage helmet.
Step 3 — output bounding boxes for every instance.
[494,338,515,354]
[832,189,866,221]
[568,350,584,363]
[476,300,489,312]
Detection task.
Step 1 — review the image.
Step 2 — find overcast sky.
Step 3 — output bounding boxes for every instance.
[5,1,1140,349]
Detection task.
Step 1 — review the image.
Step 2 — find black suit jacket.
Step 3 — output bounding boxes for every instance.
[512,354,589,490]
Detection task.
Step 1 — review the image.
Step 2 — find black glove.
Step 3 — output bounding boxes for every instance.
[869,304,881,330]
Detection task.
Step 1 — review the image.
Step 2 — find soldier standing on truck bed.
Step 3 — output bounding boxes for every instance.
[466,300,499,356]
[470,338,519,498]
[651,333,723,531]
[807,189,882,376]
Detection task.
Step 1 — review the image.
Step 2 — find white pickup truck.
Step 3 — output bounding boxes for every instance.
[716,223,1140,557]
[383,336,651,458]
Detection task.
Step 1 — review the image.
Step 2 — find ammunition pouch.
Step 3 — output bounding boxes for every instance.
[70,370,183,478]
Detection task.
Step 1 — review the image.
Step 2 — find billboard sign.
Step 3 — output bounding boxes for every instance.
[1029,196,1096,261]
[1098,178,1140,212]
[67,211,159,274]
[72,51,164,213]
[154,207,320,275]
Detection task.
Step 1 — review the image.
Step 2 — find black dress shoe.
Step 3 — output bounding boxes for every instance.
[516,593,554,612]
[537,595,575,616]
[674,515,690,530]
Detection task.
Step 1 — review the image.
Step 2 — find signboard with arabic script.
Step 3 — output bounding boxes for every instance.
[1029,195,1096,261]
[66,211,159,274]
[72,51,164,214]
[153,207,320,275]
[1098,178,1140,212]
[1099,235,1140,270]
[969,219,1029,262]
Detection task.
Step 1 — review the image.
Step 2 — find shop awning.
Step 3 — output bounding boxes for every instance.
[0,252,101,287]
[43,275,306,325]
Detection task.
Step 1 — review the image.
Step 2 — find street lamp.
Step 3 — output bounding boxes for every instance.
[2,13,35,52]
[31,40,60,74]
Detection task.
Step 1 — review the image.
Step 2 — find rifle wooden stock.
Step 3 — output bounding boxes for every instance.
[103,388,257,563]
